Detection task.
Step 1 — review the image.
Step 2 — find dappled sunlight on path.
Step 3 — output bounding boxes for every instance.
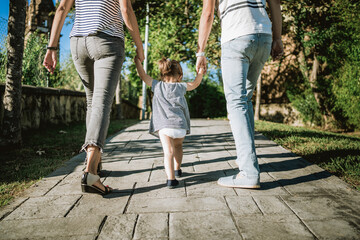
[0,120,359,239]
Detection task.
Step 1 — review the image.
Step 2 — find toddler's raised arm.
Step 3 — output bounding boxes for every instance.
[186,68,204,91]
[134,57,153,87]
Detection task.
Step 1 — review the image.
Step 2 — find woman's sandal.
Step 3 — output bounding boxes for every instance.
[81,172,112,195]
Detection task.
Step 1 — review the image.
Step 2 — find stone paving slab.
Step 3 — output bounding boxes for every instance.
[66,194,130,217]
[1,119,359,239]
[0,215,104,240]
[19,179,61,197]
[133,213,168,240]
[304,218,360,239]
[4,195,81,220]
[281,195,355,221]
[126,196,228,214]
[234,215,315,240]
[97,214,137,240]
[170,211,240,239]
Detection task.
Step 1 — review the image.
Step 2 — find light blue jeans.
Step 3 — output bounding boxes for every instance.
[221,33,272,178]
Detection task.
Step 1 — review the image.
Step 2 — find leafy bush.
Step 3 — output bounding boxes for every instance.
[22,33,49,86]
[332,45,360,130]
[187,77,227,118]
[57,53,82,90]
[287,86,323,127]
[0,46,6,84]
[22,33,79,89]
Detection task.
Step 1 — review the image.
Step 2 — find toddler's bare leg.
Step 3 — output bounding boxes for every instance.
[159,132,175,180]
[173,137,184,170]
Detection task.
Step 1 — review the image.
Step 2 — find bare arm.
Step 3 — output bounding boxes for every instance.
[267,0,284,60]
[120,0,144,61]
[198,0,215,53]
[187,69,204,91]
[134,57,152,87]
[196,0,215,73]
[43,0,74,73]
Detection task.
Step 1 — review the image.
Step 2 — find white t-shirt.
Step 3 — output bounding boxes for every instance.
[219,0,272,45]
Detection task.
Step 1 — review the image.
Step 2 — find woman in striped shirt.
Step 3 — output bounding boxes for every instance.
[43,0,144,195]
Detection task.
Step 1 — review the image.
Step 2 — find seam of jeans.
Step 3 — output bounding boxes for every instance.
[84,37,94,60]
[81,141,103,153]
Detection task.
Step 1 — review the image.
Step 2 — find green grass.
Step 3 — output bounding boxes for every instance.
[255,120,360,190]
[0,119,139,208]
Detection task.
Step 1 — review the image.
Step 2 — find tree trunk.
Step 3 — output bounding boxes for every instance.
[254,74,261,121]
[1,0,27,147]
[309,54,333,128]
[297,50,309,80]
[309,54,320,106]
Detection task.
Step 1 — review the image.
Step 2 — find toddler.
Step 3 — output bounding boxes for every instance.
[135,57,203,188]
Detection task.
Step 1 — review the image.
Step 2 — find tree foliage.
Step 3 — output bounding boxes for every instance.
[22,33,49,86]
[124,1,222,103]
[332,45,360,129]
[0,44,6,83]
[282,0,360,129]
[21,32,80,89]
[58,53,82,90]
[8,0,359,127]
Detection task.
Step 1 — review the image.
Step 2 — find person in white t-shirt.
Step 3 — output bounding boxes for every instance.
[196,0,283,188]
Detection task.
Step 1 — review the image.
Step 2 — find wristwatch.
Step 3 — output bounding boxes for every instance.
[196,52,205,57]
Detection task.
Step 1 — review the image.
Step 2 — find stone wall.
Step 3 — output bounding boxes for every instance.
[260,103,303,126]
[0,84,140,130]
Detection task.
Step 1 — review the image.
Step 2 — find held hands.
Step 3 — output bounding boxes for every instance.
[198,67,205,75]
[196,56,207,74]
[134,55,143,68]
[271,39,284,61]
[43,50,57,74]
[136,47,145,62]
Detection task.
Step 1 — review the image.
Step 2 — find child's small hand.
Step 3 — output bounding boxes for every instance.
[198,68,205,75]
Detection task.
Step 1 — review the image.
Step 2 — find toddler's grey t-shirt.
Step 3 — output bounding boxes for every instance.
[149,79,190,135]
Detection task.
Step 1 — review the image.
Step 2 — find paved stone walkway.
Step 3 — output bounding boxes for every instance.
[0,120,359,239]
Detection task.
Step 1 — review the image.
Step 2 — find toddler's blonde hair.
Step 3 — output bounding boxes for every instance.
[158,57,183,81]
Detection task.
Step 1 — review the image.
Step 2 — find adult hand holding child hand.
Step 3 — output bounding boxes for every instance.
[198,67,205,75]
[196,56,207,74]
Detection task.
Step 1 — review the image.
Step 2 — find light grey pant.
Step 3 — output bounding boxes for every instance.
[70,32,125,152]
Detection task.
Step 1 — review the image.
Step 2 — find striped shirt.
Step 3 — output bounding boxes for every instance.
[219,0,272,45]
[70,0,124,39]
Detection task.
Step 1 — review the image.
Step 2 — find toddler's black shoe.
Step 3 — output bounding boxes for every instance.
[166,179,179,189]
[174,169,182,177]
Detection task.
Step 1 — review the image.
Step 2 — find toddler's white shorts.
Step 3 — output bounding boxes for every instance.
[159,128,186,139]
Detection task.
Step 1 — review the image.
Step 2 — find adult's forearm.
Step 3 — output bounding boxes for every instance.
[268,0,282,40]
[48,0,73,47]
[135,63,145,79]
[121,2,143,51]
[197,0,215,52]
